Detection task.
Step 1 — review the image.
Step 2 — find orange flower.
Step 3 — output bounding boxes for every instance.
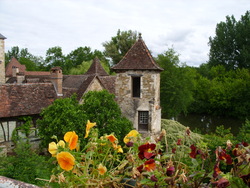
[144,159,156,172]
[106,134,117,143]
[98,163,107,175]
[64,131,78,150]
[84,120,96,138]
[57,152,75,171]
[123,130,139,144]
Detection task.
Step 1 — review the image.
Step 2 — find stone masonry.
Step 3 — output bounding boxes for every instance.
[0,34,6,84]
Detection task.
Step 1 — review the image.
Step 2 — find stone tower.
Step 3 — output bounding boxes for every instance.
[112,35,163,133]
[0,33,6,84]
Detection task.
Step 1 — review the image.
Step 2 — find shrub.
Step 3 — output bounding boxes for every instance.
[38,95,88,148]
[81,90,132,142]
[0,142,54,186]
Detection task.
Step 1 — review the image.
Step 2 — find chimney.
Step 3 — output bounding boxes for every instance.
[50,67,63,96]
[12,66,19,77]
[0,34,6,84]
[17,72,25,83]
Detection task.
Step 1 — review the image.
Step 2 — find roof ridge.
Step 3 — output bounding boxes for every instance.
[112,35,163,71]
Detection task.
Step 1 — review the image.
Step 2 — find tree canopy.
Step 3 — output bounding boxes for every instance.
[156,48,195,118]
[208,10,250,70]
[103,29,139,65]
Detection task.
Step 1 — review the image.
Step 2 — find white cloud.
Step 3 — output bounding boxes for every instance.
[0,0,249,67]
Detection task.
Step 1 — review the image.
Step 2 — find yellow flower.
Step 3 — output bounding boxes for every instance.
[48,142,57,157]
[84,120,96,138]
[98,163,107,175]
[57,140,65,148]
[124,130,139,144]
[57,152,75,171]
[64,131,78,150]
[117,145,123,153]
[106,134,117,143]
[48,140,65,157]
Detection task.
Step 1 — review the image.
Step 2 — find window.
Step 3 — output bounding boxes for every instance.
[138,111,149,131]
[132,76,141,98]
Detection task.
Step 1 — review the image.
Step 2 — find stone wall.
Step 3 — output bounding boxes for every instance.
[115,70,161,133]
[0,39,5,84]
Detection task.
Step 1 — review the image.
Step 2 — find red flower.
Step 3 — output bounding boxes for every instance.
[240,173,250,187]
[150,175,158,182]
[213,162,221,178]
[189,144,198,158]
[166,166,175,176]
[177,139,182,145]
[172,148,176,154]
[137,164,143,173]
[144,159,156,172]
[216,147,232,165]
[236,141,249,148]
[211,178,230,188]
[138,143,156,159]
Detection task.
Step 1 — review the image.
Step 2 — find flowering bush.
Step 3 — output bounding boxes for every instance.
[47,120,250,187]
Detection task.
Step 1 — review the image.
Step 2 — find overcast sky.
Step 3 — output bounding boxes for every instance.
[0,0,249,67]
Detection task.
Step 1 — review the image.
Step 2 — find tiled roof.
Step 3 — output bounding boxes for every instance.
[98,76,116,94]
[25,71,50,76]
[0,83,57,118]
[63,75,89,89]
[112,36,163,71]
[0,33,6,39]
[84,58,109,76]
[5,57,26,77]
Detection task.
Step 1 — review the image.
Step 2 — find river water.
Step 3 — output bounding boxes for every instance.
[175,114,245,135]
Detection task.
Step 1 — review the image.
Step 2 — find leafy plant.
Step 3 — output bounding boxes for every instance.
[0,141,54,186]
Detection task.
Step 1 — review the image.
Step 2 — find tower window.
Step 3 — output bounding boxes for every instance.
[132,76,140,98]
[138,111,149,131]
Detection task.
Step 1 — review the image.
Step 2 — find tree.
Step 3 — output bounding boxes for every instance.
[38,91,132,148]
[81,90,132,142]
[208,11,250,70]
[38,95,87,148]
[65,47,109,74]
[103,29,139,65]
[5,46,45,70]
[156,48,195,118]
[69,60,110,75]
[45,46,66,70]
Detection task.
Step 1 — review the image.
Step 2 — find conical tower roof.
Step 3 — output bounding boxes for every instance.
[0,33,6,39]
[84,57,109,76]
[112,34,163,71]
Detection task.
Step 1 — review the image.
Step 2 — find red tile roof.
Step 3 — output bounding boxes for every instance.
[112,36,163,71]
[84,58,109,76]
[0,83,57,118]
[5,57,26,77]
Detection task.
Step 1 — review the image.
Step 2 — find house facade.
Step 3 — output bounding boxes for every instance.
[0,33,163,150]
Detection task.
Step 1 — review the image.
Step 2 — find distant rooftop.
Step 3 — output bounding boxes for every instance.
[0,33,6,39]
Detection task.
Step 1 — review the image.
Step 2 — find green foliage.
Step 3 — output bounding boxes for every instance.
[38,91,132,148]
[237,119,250,143]
[81,90,132,142]
[190,66,250,118]
[69,60,110,75]
[103,29,138,65]
[0,142,54,186]
[208,10,250,70]
[38,95,88,148]
[5,46,44,70]
[12,116,33,144]
[156,48,195,118]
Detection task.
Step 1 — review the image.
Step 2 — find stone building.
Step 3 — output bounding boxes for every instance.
[112,34,163,133]
[0,34,6,84]
[0,33,163,149]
